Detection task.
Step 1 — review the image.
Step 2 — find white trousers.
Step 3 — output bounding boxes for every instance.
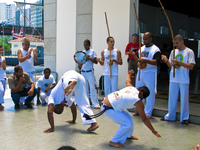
[40,90,51,102]
[136,71,156,117]
[81,71,100,108]
[165,82,189,122]
[102,105,134,144]
[73,75,96,125]
[104,75,118,97]
[0,79,6,104]
[20,72,35,103]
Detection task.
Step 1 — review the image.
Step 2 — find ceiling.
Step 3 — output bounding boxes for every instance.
[140,0,199,19]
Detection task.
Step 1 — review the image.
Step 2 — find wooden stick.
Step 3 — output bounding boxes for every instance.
[158,0,175,78]
[105,12,112,78]
[133,3,141,81]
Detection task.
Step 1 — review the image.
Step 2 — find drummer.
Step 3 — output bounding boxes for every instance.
[79,39,100,109]
[129,32,161,118]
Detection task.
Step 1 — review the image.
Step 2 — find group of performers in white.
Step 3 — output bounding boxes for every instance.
[0,31,196,148]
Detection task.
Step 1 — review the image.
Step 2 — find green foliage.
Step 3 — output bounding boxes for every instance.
[0,36,12,52]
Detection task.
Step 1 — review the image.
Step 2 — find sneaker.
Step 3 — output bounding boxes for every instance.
[181,120,188,125]
[15,104,20,109]
[25,103,33,109]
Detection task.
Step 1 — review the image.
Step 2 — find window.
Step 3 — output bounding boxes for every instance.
[194,32,200,39]
[139,21,146,33]
[160,25,169,35]
[179,29,186,37]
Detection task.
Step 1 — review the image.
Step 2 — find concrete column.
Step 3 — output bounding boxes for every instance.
[44,0,57,72]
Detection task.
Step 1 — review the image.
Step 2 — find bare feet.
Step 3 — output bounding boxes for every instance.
[87,122,99,132]
[37,100,41,105]
[127,135,139,140]
[109,141,124,148]
[94,106,100,109]
[43,128,54,133]
[147,116,151,119]
[132,111,139,116]
[64,80,77,96]
[66,120,76,124]
[0,104,4,111]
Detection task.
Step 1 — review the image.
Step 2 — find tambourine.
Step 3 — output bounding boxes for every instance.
[74,51,88,65]
[137,62,147,69]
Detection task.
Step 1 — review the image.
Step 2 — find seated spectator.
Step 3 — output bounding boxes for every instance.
[37,68,56,105]
[8,65,37,109]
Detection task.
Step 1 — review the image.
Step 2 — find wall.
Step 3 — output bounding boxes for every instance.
[56,0,76,78]
[92,0,132,89]
[44,0,57,72]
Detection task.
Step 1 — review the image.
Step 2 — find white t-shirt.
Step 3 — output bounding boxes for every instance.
[82,49,97,70]
[108,86,140,112]
[48,70,80,106]
[19,48,35,72]
[169,47,196,84]
[102,48,118,76]
[37,75,56,92]
[139,44,160,73]
[0,57,6,79]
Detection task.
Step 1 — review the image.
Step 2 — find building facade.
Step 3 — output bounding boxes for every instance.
[0,3,15,23]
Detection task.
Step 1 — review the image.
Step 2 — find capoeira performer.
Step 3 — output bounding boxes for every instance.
[44,70,99,133]
[18,38,38,105]
[37,68,56,105]
[161,34,195,124]
[130,32,161,118]
[83,70,161,148]
[0,45,6,111]
[96,36,122,97]
[80,39,100,109]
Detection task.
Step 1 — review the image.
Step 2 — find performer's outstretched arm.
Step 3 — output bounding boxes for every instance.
[44,104,55,133]
[126,70,134,87]
[66,102,77,123]
[135,100,161,138]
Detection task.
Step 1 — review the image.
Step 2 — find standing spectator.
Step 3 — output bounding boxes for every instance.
[18,38,38,105]
[37,68,56,105]
[97,36,122,97]
[0,45,6,111]
[80,39,100,109]
[8,65,38,109]
[130,32,161,118]
[125,34,142,86]
[161,34,196,124]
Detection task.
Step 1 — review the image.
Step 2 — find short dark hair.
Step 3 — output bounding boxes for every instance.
[84,39,91,46]
[14,65,23,73]
[57,146,76,150]
[139,86,150,98]
[174,34,184,41]
[106,36,114,42]
[132,34,139,38]
[44,68,51,74]
[54,104,64,114]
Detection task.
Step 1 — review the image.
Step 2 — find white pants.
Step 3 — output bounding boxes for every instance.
[72,74,96,125]
[20,72,35,103]
[102,105,134,144]
[40,90,51,102]
[81,71,100,108]
[0,79,6,104]
[104,75,118,97]
[136,71,156,117]
[165,82,189,122]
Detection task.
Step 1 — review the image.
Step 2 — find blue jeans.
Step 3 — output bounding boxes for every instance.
[11,87,38,105]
